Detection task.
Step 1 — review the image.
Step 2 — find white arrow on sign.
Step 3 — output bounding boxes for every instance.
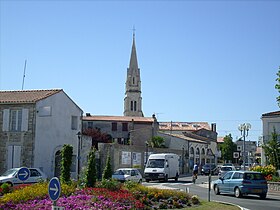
[19,171,28,178]
[50,184,59,196]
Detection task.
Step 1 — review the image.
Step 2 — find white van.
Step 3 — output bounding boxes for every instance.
[144,153,180,182]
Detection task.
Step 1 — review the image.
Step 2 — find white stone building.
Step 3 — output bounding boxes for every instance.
[0,89,83,178]
[261,110,280,165]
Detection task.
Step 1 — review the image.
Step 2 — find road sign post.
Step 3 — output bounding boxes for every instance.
[48,177,61,209]
[18,167,30,183]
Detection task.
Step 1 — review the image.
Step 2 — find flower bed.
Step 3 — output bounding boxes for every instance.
[0,181,200,209]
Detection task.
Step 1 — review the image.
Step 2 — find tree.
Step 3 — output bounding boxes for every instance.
[275,67,280,107]
[218,134,237,163]
[102,151,113,180]
[60,144,73,183]
[262,128,280,170]
[148,136,165,148]
[85,149,97,187]
[83,128,112,150]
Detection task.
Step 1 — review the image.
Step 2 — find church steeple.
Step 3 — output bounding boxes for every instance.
[124,32,144,117]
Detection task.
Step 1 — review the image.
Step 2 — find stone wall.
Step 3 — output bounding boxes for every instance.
[268,182,280,192]
[0,104,36,173]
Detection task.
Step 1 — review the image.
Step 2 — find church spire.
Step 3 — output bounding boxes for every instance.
[129,29,138,72]
[124,31,144,117]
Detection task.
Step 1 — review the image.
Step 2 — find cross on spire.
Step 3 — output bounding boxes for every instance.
[132,25,136,38]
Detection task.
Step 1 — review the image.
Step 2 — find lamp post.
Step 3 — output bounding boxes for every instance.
[145,141,149,165]
[238,123,251,171]
[76,131,81,179]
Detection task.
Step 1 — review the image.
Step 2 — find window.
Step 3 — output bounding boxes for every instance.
[11,110,22,131]
[8,145,21,168]
[88,122,93,129]
[224,172,233,179]
[134,101,137,111]
[71,116,78,130]
[130,101,133,111]
[132,77,135,84]
[112,122,117,131]
[2,109,28,132]
[122,123,128,131]
[232,172,243,179]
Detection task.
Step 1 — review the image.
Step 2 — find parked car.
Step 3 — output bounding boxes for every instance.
[0,167,47,186]
[112,168,142,183]
[218,166,236,177]
[201,164,216,175]
[212,171,268,199]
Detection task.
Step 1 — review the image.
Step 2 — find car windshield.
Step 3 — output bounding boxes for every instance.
[221,167,233,171]
[114,169,131,175]
[244,173,265,180]
[1,168,18,176]
[146,159,164,168]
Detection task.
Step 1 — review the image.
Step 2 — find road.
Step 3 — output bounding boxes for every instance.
[142,175,280,210]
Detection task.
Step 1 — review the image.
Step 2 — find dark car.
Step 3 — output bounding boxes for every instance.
[212,171,268,199]
[201,164,216,175]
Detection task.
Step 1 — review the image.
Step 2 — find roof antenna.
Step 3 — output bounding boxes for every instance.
[21,59,27,90]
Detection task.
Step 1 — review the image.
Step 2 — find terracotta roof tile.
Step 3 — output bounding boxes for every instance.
[0,89,62,104]
[83,115,155,123]
[159,122,210,131]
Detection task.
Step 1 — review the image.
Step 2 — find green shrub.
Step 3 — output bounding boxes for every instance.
[96,179,121,191]
[0,183,12,194]
[61,144,73,184]
[102,152,112,180]
[85,149,97,187]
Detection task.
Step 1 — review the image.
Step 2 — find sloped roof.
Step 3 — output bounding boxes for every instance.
[160,132,208,144]
[159,122,210,131]
[0,89,62,104]
[83,115,155,123]
[262,111,280,117]
[217,137,224,143]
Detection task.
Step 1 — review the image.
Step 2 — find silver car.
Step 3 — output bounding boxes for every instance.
[0,167,47,186]
[112,168,142,183]
[218,166,236,177]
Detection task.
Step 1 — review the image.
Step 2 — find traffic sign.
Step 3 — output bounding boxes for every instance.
[233,152,240,159]
[18,167,30,181]
[48,177,61,202]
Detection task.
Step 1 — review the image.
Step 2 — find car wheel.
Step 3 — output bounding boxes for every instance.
[259,193,267,199]
[214,185,220,195]
[164,175,168,182]
[175,173,179,181]
[234,187,242,198]
[138,179,142,183]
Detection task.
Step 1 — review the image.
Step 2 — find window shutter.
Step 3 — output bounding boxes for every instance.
[2,109,10,131]
[8,145,22,168]
[21,109,29,131]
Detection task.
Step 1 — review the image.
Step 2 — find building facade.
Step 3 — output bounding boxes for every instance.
[261,111,280,165]
[0,89,82,178]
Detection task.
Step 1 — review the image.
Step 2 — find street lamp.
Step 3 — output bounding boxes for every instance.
[76,131,81,179]
[145,141,149,165]
[238,123,251,171]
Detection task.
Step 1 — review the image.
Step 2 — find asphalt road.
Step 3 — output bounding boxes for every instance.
[142,175,280,210]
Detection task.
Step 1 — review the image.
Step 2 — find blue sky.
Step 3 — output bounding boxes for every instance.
[1,1,279,142]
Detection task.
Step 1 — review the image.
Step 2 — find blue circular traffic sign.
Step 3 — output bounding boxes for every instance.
[48,177,61,201]
[18,167,30,181]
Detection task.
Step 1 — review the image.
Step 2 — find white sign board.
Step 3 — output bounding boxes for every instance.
[121,151,131,164]
[132,152,141,166]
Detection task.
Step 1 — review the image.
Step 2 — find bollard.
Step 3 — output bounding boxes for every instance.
[208,174,211,202]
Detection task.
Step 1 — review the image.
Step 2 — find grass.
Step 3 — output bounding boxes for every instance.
[189,200,241,210]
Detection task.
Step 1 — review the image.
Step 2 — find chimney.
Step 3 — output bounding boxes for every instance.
[211,123,216,132]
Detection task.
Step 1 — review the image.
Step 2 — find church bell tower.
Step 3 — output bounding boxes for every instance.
[124,32,144,117]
